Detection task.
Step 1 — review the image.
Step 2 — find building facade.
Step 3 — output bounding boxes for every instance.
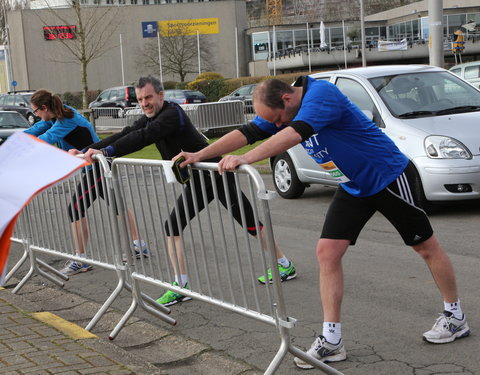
[6,0,247,93]
[247,0,480,75]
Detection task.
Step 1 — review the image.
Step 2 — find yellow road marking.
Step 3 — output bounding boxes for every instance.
[32,312,97,339]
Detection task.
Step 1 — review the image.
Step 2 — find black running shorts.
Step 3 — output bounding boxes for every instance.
[321,162,433,246]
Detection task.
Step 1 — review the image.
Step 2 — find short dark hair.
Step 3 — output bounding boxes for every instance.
[136,75,164,93]
[254,79,294,109]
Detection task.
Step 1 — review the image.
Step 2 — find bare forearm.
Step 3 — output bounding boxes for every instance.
[243,127,302,164]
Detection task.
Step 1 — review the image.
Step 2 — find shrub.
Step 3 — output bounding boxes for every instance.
[194,72,224,81]
[163,81,177,90]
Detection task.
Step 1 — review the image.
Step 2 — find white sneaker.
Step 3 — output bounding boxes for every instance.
[59,260,92,276]
[294,335,347,369]
[423,311,470,344]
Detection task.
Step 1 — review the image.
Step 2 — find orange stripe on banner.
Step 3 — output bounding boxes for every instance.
[0,214,20,276]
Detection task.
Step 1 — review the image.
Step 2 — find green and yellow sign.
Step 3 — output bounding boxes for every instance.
[158,18,219,36]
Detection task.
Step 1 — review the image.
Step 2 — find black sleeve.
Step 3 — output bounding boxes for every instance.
[238,122,275,144]
[288,120,315,141]
[85,117,148,151]
[103,105,182,157]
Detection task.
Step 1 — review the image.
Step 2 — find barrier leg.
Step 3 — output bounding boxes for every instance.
[124,280,171,314]
[264,334,289,375]
[85,269,127,331]
[11,267,35,294]
[108,299,138,340]
[37,259,69,281]
[12,252,65,294]
[109,277,176,340]
[4,248,28,284]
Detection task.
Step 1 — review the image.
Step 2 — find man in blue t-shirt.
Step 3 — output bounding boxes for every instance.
[174,77,469,369]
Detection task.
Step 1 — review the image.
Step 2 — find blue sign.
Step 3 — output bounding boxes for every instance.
[12,80,17,87]
[142,21,158,38]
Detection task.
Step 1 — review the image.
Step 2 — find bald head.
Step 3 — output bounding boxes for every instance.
[253,79,295,109]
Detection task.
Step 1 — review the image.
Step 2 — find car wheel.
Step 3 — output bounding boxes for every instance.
[272,153,306,199]
[27,113,36,125]
[409,164,434,212]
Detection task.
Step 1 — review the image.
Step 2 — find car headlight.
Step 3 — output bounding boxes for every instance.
[424,136,472,159]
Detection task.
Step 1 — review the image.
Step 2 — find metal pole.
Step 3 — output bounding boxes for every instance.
[157,32,163,83]
[196,30,201,75]
[428,0,444,68]
[119,34,125,85]
[273,25,276,76]
[306,22,311,72]
[360,0,366,66]
[342,20,347,69]
[235,27,239,78]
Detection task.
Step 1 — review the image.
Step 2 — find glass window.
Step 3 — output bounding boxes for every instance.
[98,91,109,101]
[311,29,320,48]
[275,30,293,52]
[447,14,467,37]
[329,27,344,48]
[252,31,270,61]
[5,95,15,105]
[450,68,461,76]
[0,96,4,105]
[465,66,479,80]
[335,78,375,114]
[293,29,308,50]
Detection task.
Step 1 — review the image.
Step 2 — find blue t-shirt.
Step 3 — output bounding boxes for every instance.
[252,77,409,197]
[24,105,99,151]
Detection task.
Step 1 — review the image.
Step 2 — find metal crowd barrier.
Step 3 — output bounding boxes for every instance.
[89,107,139,132]
[6,156,166,331]
[7,155,342,374]
[181,101,247,132]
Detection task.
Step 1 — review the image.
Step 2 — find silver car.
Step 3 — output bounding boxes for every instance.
[270,65,480,208]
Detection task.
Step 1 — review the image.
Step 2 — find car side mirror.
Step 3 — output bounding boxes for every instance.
[234,93,240,96]
[19,102,26,107]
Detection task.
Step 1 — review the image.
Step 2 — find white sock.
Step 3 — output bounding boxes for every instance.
[175,274,188,287]
[444,300,463,319]
[277,256,290,268]
[323,322,342,344]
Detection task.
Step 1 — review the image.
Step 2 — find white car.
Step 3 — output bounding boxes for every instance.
[270,65,480,208]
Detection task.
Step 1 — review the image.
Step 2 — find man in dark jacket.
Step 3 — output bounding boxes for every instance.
[74,75,295,306]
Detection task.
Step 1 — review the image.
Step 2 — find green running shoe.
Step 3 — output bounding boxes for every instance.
[258,262,296,284]
[156,282,192,306]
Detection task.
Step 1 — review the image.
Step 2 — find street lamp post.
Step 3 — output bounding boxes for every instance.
[360,0,366,67]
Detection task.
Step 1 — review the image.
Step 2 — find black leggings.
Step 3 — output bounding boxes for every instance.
[165,169,263,236]
[68,164,115,222]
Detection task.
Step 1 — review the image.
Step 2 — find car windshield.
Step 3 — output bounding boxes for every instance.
[370,71,480,118]
[0,112,30,128]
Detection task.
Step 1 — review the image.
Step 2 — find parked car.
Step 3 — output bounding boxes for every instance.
[218,83,256,113]
[0,110,31,145]
[449,61,480,89]
[270,65,480,208]
[0,92,39,125]
[88,85,138,118]
[163,89,207,104]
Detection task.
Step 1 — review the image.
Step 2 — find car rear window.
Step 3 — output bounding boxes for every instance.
[186,91,206,98]
[127,87,137,100]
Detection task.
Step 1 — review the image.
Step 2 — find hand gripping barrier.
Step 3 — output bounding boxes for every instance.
[8,154,342,374]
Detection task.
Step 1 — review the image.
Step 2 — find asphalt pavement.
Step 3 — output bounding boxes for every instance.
[2,172,480,375]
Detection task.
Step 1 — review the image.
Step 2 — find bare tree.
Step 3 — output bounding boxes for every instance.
[33,2,121,108]
[1,0,27,44]
[135,23,215,83]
